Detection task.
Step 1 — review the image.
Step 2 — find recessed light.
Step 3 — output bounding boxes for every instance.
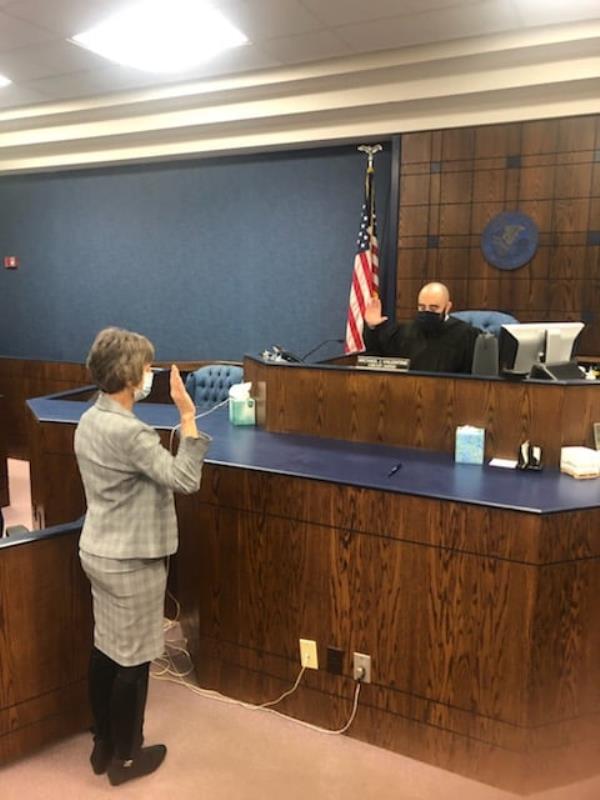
[0,74,12,88]
[71,0,249,74]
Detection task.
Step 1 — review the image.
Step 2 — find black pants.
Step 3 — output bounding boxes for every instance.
[89,647,150,761]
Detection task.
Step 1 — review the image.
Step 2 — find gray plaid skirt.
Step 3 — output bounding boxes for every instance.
[80,550,167,667]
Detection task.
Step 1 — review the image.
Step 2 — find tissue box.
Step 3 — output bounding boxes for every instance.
[560,446,600,479]
[455,425,485,465]
[229,398,256,426]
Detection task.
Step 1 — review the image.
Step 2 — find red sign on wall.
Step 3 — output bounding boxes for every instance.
[4,256,18,268]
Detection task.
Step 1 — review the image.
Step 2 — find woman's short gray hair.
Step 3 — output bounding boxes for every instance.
[86,327,155,394]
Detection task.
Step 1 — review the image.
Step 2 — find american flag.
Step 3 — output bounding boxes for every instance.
[344,165,379,353]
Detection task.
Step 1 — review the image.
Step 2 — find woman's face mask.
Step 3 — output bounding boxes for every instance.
[134,369,154,402]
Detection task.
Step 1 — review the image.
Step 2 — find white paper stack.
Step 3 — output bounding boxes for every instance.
[560,447,600,479]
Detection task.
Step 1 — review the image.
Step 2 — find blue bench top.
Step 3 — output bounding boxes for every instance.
[27,394,600,516]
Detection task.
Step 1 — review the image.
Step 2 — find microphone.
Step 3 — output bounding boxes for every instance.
[300,338,345,362]
[261,345,303,363]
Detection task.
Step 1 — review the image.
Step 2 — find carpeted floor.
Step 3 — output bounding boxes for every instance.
[2,672,600,800]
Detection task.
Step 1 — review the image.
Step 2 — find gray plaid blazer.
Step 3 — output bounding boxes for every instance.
[75,393,210,559]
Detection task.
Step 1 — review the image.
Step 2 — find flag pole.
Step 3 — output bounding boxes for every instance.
[344,145,384,353]
[357,144,382,298]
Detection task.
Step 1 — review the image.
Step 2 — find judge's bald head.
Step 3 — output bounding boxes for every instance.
[417,282,452,316]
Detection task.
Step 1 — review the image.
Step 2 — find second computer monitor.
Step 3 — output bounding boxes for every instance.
[544,322,584,364]
[499,322,584,377]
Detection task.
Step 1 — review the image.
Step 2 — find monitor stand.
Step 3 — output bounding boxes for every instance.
[528,361,585,381]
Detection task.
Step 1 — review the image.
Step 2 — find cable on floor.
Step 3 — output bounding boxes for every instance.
[152,618,363,735]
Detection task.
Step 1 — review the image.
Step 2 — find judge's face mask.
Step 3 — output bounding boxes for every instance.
[415,309,446,333]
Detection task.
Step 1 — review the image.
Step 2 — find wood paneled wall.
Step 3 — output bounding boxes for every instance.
[0,525,93,765]
[0,359,88,461]
[397,114,600,354]
[176,466,600,794]
[0,358,224,461]
[24,403,600,791]
[244,358,600,466]
[0,395,8,508]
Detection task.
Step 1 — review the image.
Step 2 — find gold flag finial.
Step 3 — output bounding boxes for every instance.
[358,144,382,171]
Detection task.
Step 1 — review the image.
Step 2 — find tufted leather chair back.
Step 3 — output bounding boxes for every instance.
[185,364,243,411]
[451,310,519,337]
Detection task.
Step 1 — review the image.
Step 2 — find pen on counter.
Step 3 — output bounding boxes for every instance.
[387,462,402,478]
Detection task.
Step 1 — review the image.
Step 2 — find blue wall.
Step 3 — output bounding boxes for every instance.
[0,144,391,363]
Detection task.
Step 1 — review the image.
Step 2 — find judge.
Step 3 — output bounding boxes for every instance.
[363,282,479,374]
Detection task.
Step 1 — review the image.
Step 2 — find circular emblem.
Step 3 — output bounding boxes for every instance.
[481,211,538,271]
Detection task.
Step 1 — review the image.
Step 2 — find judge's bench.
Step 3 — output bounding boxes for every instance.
[2,356,599,794]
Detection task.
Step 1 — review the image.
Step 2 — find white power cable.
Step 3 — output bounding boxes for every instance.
[163,587,181,633]
[169,397,229,452]
[161,416,363,735]
[152,635,307,708]
[153,618,363,735]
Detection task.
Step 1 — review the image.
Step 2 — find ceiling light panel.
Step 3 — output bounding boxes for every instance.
[71,0,249,73]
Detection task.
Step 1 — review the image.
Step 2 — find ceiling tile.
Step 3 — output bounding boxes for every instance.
[261,30,353,64]
[222,0,322,40]
[301,0,478,28]
[23,44,279,103]
[335,0,521,52]
[512,0,600,26]
[0,40,111,82]
[0,0,598,113]
[162,43,282,80]
[25,64,165,101]
[0,9,57,49]
[2,0,125,38]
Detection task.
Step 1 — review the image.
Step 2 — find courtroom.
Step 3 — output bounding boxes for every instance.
[0,2,599,800]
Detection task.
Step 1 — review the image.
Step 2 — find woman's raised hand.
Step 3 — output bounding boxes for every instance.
[170,365,196,419]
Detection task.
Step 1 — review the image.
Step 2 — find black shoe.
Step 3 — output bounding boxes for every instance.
[90,738,113,775]
[107,744,167,786]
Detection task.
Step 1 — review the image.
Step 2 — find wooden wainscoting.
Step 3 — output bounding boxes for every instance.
[0,359,88,461]
[23,404,600,792]
[0,395,8,508]
[244,357,600,467]
[0,358,239,462]
[397,115,600,355]
[0,524,93,766]
[175,465,600,795]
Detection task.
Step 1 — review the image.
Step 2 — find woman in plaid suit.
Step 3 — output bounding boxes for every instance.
[75,327,210,786]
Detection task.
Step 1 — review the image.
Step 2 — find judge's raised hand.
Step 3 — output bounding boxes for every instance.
[364,295,388,327]
[170,364,196,419]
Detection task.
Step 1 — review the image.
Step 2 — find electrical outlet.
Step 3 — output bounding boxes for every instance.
[299,638,319,669]
[326,646,344,675]
[353,652,371,683]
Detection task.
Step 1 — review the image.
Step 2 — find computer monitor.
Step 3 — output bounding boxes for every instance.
[499,324,546,376]
[499,322,584,378]
[544,322,584,364]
